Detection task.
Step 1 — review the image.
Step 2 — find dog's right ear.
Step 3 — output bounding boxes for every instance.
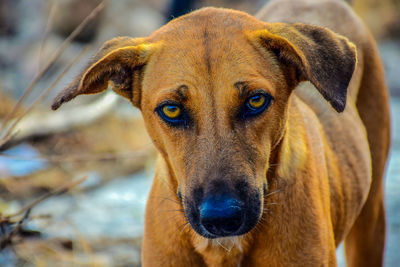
[247,23,356,113]
[51,37,158,110]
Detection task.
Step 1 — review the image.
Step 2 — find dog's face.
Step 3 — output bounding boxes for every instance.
[141,21,289,238]
[52,8,356,238]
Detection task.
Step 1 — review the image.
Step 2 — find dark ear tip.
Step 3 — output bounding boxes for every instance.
[51,94,69,110]
[51,85,79,110]
[51,101,61,110]
[331,99,346,113]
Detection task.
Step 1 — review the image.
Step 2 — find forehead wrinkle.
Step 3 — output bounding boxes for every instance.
[202,27,212,77]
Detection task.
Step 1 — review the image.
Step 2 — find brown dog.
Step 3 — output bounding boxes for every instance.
[52,0,390,266]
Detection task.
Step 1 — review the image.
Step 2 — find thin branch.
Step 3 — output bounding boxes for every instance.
[0,0,106,132]
[0,46,89,148]
[0,131,17,149]
[0,176,87,251]
[38,0,58,69]
[5,176,87,218]
[0,147,152,163]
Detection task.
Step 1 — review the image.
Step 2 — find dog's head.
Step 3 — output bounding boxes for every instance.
[52,8,356,239]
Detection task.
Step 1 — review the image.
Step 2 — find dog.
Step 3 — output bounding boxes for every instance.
[51,0,391,265]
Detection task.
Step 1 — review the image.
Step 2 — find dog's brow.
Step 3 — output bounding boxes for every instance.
[234,81,248,98]
[175,85,189,101]
[155,85,189,103]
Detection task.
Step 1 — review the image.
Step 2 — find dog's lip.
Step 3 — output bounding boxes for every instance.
[182,205,245,239]
[197,219,255,239]
[188,212,259,239]
[198,224,239,239]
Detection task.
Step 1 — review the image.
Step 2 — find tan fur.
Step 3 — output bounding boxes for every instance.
[52,0,390,266]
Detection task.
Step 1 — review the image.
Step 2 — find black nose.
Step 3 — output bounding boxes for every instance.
[199,195,244,236]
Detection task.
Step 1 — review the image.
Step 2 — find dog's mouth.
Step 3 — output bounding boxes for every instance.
[183,184,262,239]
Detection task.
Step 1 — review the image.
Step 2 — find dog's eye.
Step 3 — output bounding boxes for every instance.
[162,105,181,119]
[156,103,188,127]
[242,93,272,118]
[248,94,266,109]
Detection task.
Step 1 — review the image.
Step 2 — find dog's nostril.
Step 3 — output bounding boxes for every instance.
[224,218,242,232]
[201,211,243,236]
[199,195,244,236]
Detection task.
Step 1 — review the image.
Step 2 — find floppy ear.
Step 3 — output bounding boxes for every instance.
[248,23,357,112]
[51,37,158,110]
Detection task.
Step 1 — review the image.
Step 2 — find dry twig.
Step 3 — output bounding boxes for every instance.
[0,46,89,149]
[0,0,106,133]
[0,147,152,163]
[0,176,87,251]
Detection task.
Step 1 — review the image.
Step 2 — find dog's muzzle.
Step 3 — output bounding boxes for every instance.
[184,181,262,238]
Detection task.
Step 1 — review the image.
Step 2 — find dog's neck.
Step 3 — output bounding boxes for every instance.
[273,96,314,171]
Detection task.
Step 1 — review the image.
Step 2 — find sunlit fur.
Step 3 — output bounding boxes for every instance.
[52,0,390,266]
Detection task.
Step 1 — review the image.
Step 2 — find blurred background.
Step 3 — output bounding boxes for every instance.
[0,0,399,266]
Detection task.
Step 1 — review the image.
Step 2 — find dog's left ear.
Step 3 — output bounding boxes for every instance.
[51,37,159,110]
[248,23,357,112]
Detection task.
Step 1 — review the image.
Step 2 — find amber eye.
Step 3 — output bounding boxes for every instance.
[157,102,189,128]
[242,93,272,119]
[162,105,181,119]
[248,94,266,109]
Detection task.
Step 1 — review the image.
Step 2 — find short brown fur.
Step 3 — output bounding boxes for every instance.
[52,0,390,266]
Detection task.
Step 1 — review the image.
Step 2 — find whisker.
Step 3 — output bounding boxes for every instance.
[268,163,281,167]
[178,222,190,233]
[265,189,283,198]
[154,196,181,205]
[157,176,177,195]
[216,239,231,252]
[177,221,189,230]
[164,209,185,213]
[252,222,263,235]
[163,213,185,224]
[181,223,191,235]
[259,212,270,220]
